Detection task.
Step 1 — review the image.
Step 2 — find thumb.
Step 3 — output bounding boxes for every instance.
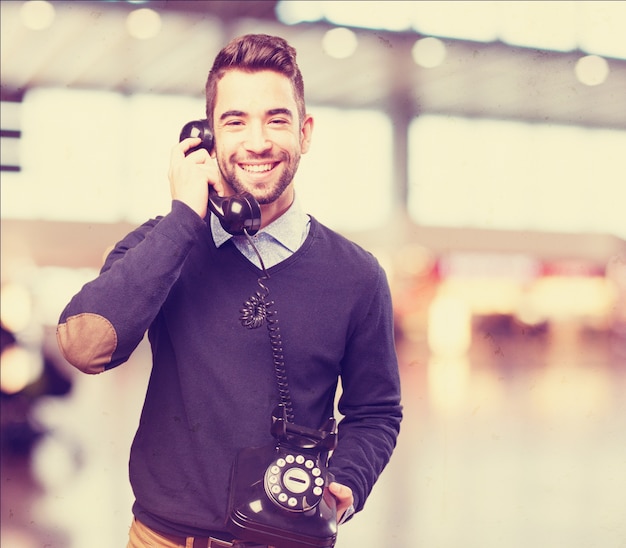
[328,481,353,504]
[329,482,347,496]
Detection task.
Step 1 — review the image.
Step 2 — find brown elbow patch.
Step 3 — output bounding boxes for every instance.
[57,313,117,374]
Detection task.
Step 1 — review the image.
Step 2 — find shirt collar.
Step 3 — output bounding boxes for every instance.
[211,195,310,250]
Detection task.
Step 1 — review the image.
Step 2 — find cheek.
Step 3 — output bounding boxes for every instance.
[215,142,235,165]
[281,132,307,155]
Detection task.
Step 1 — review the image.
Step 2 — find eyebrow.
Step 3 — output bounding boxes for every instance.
[219,110,245,121]
[219,108,294,121]
[267,108,293,118]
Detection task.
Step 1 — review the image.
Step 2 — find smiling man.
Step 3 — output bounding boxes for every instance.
[57,34,402,548]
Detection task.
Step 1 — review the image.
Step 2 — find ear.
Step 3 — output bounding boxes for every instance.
[299,114,314,154]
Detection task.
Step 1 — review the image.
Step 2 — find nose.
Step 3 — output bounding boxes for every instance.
[243,122,271,154]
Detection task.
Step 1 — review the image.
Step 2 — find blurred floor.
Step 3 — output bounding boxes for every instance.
[2,320,625,547]
[339,320,626,547]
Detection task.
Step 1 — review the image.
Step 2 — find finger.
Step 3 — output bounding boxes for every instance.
[180,136,201,153]
[171,137,203,160]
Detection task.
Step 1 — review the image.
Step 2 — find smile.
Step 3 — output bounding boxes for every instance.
[239,163,277,173]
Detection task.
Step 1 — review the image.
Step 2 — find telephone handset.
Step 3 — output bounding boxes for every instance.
[179,120,261,236]
[227,405,338,547]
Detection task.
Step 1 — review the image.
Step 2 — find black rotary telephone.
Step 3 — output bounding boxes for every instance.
[227,405,338,548]
[179,120,261,236]
[226,286,339,547]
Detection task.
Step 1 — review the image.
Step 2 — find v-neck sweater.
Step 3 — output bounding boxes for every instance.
[57,200,402,537]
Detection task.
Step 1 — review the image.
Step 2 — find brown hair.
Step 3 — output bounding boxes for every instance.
[205,34,306,132]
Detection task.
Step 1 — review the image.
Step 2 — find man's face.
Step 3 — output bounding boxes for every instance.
[212,69,312,205]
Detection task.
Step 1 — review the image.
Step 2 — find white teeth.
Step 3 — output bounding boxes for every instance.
[241,163,274,173]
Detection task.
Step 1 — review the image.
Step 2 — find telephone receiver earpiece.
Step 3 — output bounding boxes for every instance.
[179,120,261,236]
[179,119,215,155]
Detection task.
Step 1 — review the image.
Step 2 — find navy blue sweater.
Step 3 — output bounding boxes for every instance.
[57,201,402,537]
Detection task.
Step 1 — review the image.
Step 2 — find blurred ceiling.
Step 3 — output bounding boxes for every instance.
[1,1,625,272]
[2,0,626,129]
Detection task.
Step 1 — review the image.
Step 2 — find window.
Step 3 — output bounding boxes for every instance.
[409,115,626,238]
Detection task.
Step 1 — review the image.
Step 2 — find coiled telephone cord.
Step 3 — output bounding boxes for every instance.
[240,231,296,423]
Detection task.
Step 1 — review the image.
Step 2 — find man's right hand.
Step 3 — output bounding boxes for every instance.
[168,137,223,219]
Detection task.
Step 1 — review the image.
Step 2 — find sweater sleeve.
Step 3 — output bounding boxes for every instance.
[56,201,207,374]
[328,264,403,513]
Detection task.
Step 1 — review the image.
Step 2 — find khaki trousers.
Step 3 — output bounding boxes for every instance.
[127,518,275,548]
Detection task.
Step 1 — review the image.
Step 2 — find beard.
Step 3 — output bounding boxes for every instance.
[217,150,301,205]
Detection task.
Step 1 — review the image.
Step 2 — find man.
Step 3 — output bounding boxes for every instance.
[57,34,402,547]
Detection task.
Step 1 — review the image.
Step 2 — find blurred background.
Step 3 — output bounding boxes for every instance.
[1,1,625,547]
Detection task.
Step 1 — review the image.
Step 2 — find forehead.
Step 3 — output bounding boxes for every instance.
[214,69,297,114]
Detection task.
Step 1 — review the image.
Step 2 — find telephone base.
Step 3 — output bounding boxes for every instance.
[227,445,337,548]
